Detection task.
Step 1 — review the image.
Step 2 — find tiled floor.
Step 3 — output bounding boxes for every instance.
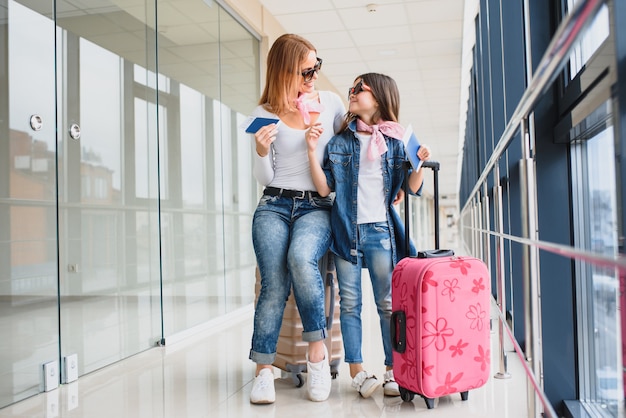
[0,280,530,418]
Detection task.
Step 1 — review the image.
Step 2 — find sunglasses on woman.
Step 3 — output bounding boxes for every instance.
[301,57,323,82]
[348,80,370,98]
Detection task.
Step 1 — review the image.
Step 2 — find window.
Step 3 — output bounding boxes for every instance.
[570,101,623,413]
[568,0,609,77]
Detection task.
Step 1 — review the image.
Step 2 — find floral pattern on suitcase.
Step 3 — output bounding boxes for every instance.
[392,255,491,403]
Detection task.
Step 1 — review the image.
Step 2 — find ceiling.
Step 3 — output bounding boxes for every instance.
[34,0,475,208]
[258,0,476,208]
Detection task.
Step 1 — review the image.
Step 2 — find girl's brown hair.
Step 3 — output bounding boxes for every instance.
[340,73,401,132]
[259,34,317,116]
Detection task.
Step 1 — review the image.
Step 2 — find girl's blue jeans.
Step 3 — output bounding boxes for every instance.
[335,222,394,367]
[249,193,332,365]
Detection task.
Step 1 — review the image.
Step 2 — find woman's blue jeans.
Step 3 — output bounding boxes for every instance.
[335,222,394,367]
[249,193,333,365]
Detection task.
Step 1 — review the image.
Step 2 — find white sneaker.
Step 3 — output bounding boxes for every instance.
[352,370,380,398]
[307,345,331,402]
[383,370,400,396]
[250,368,275,404]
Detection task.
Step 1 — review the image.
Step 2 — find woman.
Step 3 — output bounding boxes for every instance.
[249,34,345,404]
[306,73,430,398]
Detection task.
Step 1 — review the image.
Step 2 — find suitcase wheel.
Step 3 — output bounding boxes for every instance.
[421,396,435,409]
[330,361,340,379]
[399,386,415,402]
[460,391,469,401]
[292,373,304,388]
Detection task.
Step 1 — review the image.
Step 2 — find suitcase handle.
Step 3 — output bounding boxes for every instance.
[417,249,454,258]
[324,253,336,330]
[403,160,441,255]
[391,310,407,353]
[325,271,335,330]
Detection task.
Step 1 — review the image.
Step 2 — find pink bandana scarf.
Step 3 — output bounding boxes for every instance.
[295,93,324,125]
[356,118,405,160]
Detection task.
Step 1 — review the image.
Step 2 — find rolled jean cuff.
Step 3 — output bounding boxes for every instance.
[249,350,276,365]
[302,327,327,343]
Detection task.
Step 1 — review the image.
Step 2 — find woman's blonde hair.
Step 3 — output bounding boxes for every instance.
[259,34,317,115]
[340,73,400,132]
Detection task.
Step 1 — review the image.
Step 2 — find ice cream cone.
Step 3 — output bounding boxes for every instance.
[308,111,320,126]
[296,92,324,126]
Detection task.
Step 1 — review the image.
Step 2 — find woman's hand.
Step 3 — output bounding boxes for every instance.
[254,123,279,157]
[417,145,431,161]
[305,122,331,197]
[305,122,324,154]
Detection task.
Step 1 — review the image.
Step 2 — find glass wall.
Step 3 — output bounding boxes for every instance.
[154,1,259,337]
[0,0,259,409]
[0,1,58,407]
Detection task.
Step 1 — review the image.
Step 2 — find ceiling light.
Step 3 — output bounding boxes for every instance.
[366,4,378,12]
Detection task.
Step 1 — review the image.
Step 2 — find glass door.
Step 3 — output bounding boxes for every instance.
[55,1,162,378]
[0,0,59,408]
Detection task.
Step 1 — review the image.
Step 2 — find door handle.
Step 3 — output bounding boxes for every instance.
[69,123,81,140]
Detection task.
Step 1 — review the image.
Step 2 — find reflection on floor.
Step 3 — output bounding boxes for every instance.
[0,281,530,418]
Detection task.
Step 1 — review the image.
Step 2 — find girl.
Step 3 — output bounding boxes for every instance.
[306,73,430,398]
[249,34,345,404]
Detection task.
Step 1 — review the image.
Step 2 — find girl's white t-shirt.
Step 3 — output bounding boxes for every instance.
[251,90,345,191]
[356,132,386,224]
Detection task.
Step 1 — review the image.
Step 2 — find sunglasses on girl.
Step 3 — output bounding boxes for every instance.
[348,80,370,98]
[301,57,323,82]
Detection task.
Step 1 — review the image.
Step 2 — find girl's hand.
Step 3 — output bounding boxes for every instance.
[393,188,405,205]
[254,123,279,157]
[418,145,431,161]
[305,123,324,153]
[407,145,431,194]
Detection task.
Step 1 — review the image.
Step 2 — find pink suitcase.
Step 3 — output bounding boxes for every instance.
[391,253,491,408]
[391,161,491,409]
